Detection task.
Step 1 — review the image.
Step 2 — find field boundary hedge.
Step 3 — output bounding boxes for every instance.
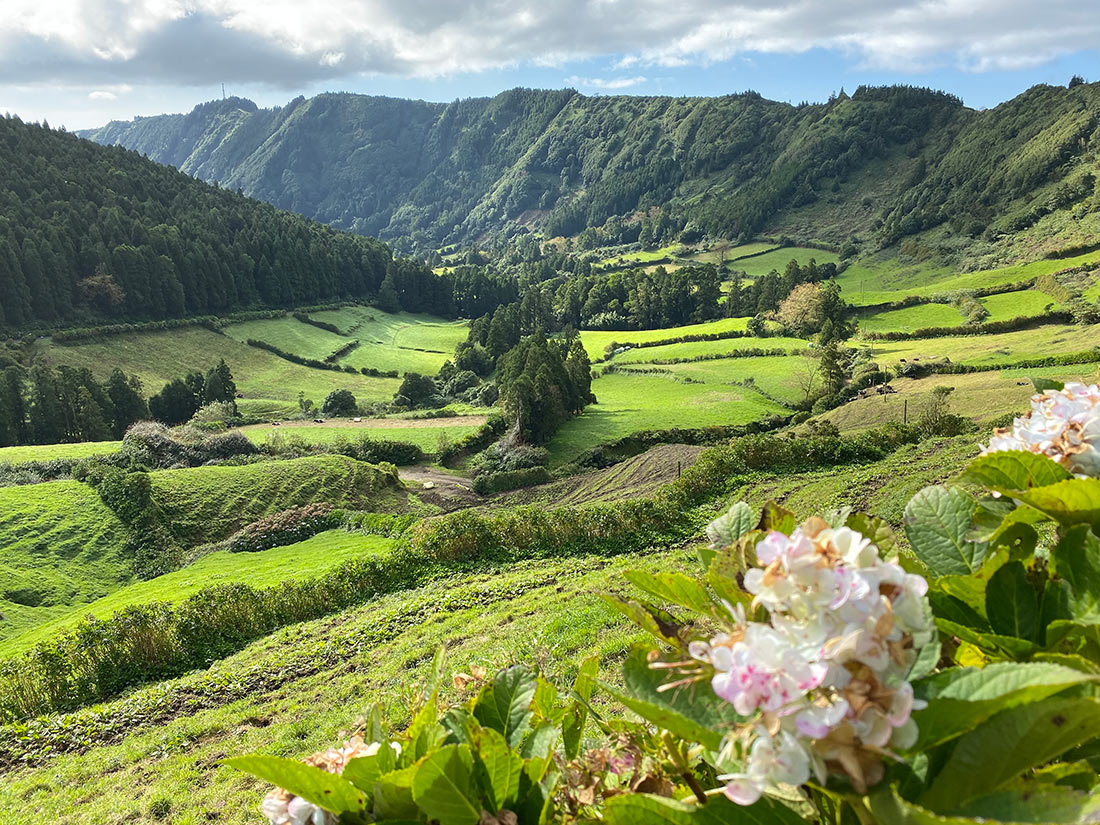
[861,310,1073,341]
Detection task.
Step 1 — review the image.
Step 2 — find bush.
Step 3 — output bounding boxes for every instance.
[470,442,549,477]
[472,467,552,494]
[321,389,358,417]
[119,421,258,468]
[224,503,340,553]
[438,414,509,466]
[333,435,424,466]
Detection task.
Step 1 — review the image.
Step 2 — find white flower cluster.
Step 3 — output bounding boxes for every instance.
[689,517,934,805]
[983,382,1100,478]
[262,737,401,825]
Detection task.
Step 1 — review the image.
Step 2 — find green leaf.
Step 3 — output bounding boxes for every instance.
[1039,578,1075,645]
[935,618,1039,660]
[1051,525,1100,622]
[600,593,684,645]
[867,787,1002,824]
[563,656,598,760]
[405,692,445,762]
[959,451,1072,492]
[520,721,558,783]
[471,727,522,812]
[706,501,755,548]
[372,765,419,820]
[757,500,796,535]
[600,646,741,751]
[946,785,1100,823]
[624,570,715,615]
[706,538,754,607]
[224,755,366,814]
[410,744,482,825]
[919,697,1100,811]
[985,561,1039,641]
[1011,479,1100,529]
[473,664,536,748]
[603,792,805,824]
[1032,376,1065,393]
[912,662,1094,749]
[905,486,989,577]
[532,676,559,721]
[845,512,899,556]
[342,744,397,798]
[574,655,598,703]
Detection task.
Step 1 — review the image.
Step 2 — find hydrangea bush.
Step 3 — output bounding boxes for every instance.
[233,379,1100,824]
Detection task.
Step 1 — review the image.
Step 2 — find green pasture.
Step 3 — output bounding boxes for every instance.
[579,317,753,360]
[239,422,484,453]
[35,327,400,405]
[221,315,347,362]
[151,455,402,547]
[610,335,805,364]
[856,303,963,333]
[0,440,121,464]
[0,481,131,641]
[730,246,839,277]
[654,354,819,405]
[835,249,1100,306]
[864,322,1100,366]
[980,289,1060,321]
[546,371,788,466]
[311,308,469,374]
[0,531,394,658]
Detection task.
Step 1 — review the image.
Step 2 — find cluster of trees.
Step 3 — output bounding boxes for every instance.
[0,365,148,446]
[725,258,838,317]
[147,360,237,426]
[0,115,524,331]
[498,333,594,444]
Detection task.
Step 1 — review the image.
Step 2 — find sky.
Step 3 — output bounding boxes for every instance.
[0,0,1098,130]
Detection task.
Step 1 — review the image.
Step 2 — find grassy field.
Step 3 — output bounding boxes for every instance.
[980,289,1059,320]
[0,440,121,464]
[0,531,394,658]
[224,308,468,376]
[151,455,404,547]
[730,246,839,277]
[653,354,819,405]
[610,334,805,363]
[579,317,754,360]
[835,249,1100,306]
[0,482,130,641]
[34,327,400,406]
[856,303,963,333]
[863,322,1100,366]
[239,421,484,453]
[546,371,788,465]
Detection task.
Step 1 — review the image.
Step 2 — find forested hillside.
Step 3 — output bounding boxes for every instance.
[0,115,497,330]
[80,82,1100,252]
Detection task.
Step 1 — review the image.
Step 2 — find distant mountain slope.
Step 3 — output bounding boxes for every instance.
[80,83,1100,252]
[0,114,457,330]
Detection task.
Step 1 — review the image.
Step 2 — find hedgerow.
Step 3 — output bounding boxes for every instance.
[862,309,1073,340]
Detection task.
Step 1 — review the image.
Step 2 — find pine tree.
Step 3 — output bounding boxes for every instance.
[107,368,150,438]
[203,359,237,410]
[377,271,401,313]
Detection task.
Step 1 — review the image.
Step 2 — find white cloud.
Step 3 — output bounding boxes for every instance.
[0,0,1095,87]
[88,89,117,99]
[565,75,647,90]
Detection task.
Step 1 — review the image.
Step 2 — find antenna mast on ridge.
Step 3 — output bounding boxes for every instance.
[222,83,226,100]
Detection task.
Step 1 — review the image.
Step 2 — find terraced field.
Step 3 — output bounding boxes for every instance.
[865,322,1100,365]
[0,440,121,464]
[578,316,753,360]
[730,246,839,277]
[0,530,394,658]
[980,289,1059,320]
[857,303,963,333]
[609,334,804,363]
[239,418,485,453]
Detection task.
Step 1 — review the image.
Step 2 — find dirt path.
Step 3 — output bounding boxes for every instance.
[239,415,487,431]
[399,465,481,511]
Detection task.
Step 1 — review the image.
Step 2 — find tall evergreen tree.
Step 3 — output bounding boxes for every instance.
[107,368,150,437]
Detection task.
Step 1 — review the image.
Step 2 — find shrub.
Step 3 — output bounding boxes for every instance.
[224,504,340,553]
[470,442,548,477]
[333,435,424,466]
[472,466,552,494]
[321,389,358,417]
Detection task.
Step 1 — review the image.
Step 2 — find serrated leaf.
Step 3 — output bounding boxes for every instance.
[986,561,1039,642]
[920,697,1100,810]
[706,538,753,607]
[624,570,715,615]
[912,662,1094,748]
[342,743,397,798]
[706,501,755,549]
[520,721,558,783]
[867,786,1005,824]
[947,785,1100,822]
[372,764,419,820]
[905,486,989,577]
[600,647,741,751]
[471,727,522,812]
[845,512,898,555]
[1011,479,1100,529]
[959,451,1072,492]
[411,745,481,825]
[473,664,536,748]
[1051,525,1100,622]
[224,755,366,814]
[603,792,806,824]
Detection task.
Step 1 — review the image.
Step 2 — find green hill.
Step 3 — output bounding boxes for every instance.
[80,83,1100,257]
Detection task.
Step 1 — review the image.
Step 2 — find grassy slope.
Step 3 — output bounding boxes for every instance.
[0,440,121,464]
[0,531,393,658]
[610,335,804,363]
[980,289,1060,320]
[653,354,818,405]
[151,455,402,546]
[578,317,752,360]
[34,327,400,406]
[240,423,483,453]
[309,307,468,374]
[0,436,978,825]
[546,371,788,466]
[732,247,839,277]
[0,482,131,640]
[857,303,964,333]
[863,322,1100,365]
